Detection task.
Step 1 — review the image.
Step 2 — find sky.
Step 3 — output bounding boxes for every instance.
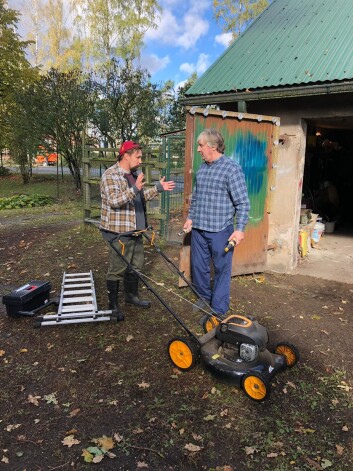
[140,0,233,87]
[8,0,233,89]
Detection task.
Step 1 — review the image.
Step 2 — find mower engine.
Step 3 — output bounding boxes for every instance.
[215,315,269,362]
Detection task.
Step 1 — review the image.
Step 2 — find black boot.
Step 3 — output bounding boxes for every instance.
[106,280,124,321]
[124,270,151,308]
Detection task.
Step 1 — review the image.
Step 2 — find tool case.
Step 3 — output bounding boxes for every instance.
[2,281,51,317]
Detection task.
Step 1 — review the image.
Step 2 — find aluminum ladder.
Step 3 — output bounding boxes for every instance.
[36,271,114,327]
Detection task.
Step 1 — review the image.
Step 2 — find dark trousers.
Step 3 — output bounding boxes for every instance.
[101,231,144,282]
[191,226,234,315]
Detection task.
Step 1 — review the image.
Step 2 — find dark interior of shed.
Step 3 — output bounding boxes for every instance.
[303,122,353,233]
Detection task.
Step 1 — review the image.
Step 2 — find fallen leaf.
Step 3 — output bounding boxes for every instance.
[93,455,104,463]
[62,435,80,447]
[192,433,202,441]
[43,393,58,405]
[0,350,5,357]
[336,445,344,455]
[1,456,9,464]
[82,449,93,462]
[321,458,333,469]
[220,409,228,417]
[342,425,349,432]
[245,446,258,455]
[203,414,216,421]
[126,335,134,342]
[93,435,114,451]
[68,408,80,418]
[132,428,144,434]
[20,349,28,353]
[286,381,297,389]
[105,345,114,352]
[267,452,278,458]
[113,433,123,442]
[27,395,41,406]
[137,462,149,468]
[184,443,202,452]
[138,381,150,389]
[6,424,21,432]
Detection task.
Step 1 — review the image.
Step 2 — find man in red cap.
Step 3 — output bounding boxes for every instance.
[100,141,175,320]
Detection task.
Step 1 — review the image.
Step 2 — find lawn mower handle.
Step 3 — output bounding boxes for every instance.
[109,228,223,321]
[108,233,200,343]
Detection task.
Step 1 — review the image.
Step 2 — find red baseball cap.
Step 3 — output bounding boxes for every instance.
[119,141,141,156]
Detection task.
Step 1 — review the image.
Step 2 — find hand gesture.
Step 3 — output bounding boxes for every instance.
[135,172,145,191]
[160,176,175,191]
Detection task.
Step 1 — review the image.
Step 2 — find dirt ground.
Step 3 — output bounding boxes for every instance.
[0,217,352,471]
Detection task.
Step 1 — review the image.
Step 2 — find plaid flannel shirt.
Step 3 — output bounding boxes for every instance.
[188,155,250,232]
[100,164,159,233]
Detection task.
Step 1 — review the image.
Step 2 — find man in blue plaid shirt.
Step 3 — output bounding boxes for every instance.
[183,128,250,319]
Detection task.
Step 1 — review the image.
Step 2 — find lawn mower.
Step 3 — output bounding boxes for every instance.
[110,228,299,401]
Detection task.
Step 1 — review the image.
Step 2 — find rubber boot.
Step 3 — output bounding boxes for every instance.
[106,280,124,321]
[124,270,151,308]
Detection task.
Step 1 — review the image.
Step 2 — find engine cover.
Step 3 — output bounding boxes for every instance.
[216,315,269,351]
[240,343,259,362]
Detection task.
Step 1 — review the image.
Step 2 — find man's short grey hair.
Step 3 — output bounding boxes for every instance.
[198,128,225,154]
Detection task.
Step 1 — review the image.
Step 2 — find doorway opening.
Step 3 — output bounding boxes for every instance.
[296,117,353,282]
[303,118,353,234]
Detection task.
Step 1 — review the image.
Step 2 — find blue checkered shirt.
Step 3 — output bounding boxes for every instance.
[188,155,250,232]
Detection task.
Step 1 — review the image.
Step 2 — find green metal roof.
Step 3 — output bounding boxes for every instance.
[186,0,353,97]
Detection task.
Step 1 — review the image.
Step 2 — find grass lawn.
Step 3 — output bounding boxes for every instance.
[0,173,79,201]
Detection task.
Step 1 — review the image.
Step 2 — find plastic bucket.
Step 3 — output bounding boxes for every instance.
[311,222,325,243]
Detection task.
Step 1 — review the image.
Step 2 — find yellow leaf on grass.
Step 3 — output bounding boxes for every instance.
[82,449,93,462]
[0,350,5,357]
[20,349,28,353]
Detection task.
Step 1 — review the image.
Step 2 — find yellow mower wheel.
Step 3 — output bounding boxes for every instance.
[202,316,220,333]
[167,337,198,371]
[242,372,270,401]
[274,342,300,367]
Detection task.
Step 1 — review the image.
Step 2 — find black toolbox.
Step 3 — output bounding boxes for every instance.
[2,281,51,317]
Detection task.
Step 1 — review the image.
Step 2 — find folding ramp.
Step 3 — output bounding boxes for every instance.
[36,271,114,327]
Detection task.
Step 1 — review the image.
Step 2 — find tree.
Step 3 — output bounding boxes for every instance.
[213,0,269,39]
[40,69,95,189]
[6,81,44,183]
[91,60,163,147]
[73,0,161,70]
[0,1,36,101]
[0,0,38,179]
[163,73,198,132]
[20,0,83,72]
